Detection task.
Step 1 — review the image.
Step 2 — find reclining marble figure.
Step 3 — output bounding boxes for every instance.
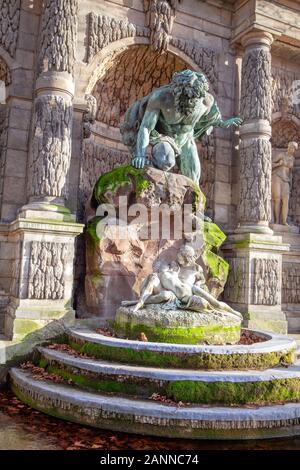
[120,69,242,182]
[122,245,242,319]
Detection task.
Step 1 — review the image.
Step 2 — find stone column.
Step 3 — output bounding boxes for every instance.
[5,1,84,341]
[237,31,273,235]
[222,31,289,334]
[21,0,78,220]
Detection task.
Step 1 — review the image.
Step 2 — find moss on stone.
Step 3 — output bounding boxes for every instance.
[68,339,294,370]
[37,356,300,406]
[112,321,240,345]
[204,222,226,250]
[202,222,229,284]
[93,164,151,205]
[86,216,103,247]
[166,377,300,405]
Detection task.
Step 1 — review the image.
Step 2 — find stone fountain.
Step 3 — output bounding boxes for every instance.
[10,70,300,440]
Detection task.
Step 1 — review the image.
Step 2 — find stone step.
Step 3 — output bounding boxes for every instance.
[67,327,297,370]
[37,346,300,405]
[10,367,300,440]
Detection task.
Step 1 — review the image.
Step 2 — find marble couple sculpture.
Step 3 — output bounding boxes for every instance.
[122,245,241,319]
[120,69,242,183]
[113,70,243,344]
[115,244,243,345]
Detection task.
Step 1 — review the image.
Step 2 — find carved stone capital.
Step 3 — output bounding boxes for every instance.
[241,31,273,51]
[36,73,75,100]
[239,120,272,139]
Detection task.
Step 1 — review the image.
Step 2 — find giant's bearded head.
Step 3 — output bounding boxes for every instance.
[170,70,209,117]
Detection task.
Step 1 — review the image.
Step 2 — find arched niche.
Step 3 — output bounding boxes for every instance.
[80,44,217,213]
[271,115,300,225]
[91,44,188,127]
[271,117,300,148]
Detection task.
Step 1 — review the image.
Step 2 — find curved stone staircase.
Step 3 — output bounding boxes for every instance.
[9,327,300,440]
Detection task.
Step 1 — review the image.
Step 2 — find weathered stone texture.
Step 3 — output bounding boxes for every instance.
[224,258,246,304]
[282,264,300,304]
[144,0,178,53]
[272,120,299,149]
[169,37,217,91]
[272,67,300,120]
[28,241,69,300]
[0,0,20,58]
[38,0,78,75]
[92,45,187,127]
[0,58,11,85]
[29,95,73,199]
[80,141,130,213]
[0,105,9,214]
[87,12,148,63]
[238,139,272,223]
[252,258,279,306]
[199,134,216,219]
[241,48,272,121]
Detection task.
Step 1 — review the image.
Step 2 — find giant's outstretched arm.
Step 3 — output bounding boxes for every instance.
[132,99,160,169]
[194,99,242,141]
[217,116,243,128]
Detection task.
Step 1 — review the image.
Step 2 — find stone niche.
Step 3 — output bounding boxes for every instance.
[77,44,218,316]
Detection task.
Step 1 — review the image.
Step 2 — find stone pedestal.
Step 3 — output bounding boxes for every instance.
[114,304,242,345]
[1,1,83,340]
[4,217,83,340]
[271,225,300,332]
[223,233,289,334]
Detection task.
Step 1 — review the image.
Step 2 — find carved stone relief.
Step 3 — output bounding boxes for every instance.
[223,258,246,304]
[28,241,69,300]
[0,104,8,212]
[29,95,73,199]
[38,0,78,76]
[282,263,300,304]
[241,48,272,122]
[0,0,20,58]
[199,133,216,219]
[252,258,279,305]
[87,12,148,63]
[0,58,11,86]
[86,13,217,91]
[238,139,272,223]
[169,37,217,92]
[79,140,130,215]
[83,94,97,139]
[91,45,187,127]
[272,67,300,120]
[144,0,178,52]
[272,120,300,149]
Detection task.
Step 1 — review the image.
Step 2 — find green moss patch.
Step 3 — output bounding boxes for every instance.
[37,356,300,405]
[68,338,294,371]
[112,321,240,345]
[203,222,229,286]
[93,164,151,205]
